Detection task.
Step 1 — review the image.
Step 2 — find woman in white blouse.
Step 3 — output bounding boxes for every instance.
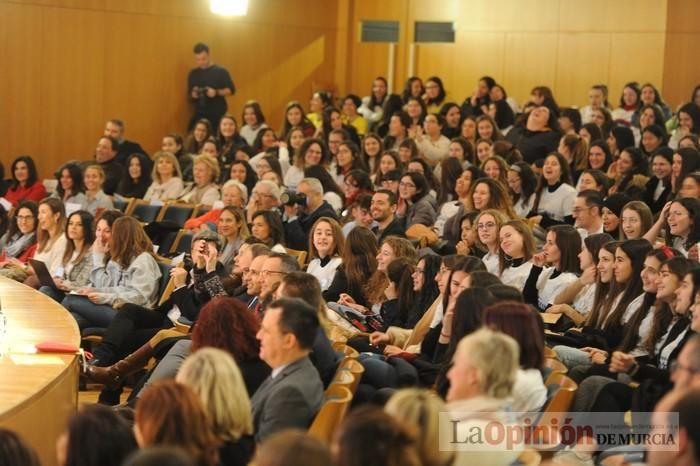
[306,217,344,292]
[474,209,507,275]
[25,198,68,288]
[548,233,613,326]
[498,219,536,291]
[144,151,184,202]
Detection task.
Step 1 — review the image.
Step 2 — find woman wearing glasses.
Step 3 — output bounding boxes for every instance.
[0,200,39,280]
[396,172,436,228]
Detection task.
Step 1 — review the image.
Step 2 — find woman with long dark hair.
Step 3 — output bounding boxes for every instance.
[61,216,161,330]
[396,172,437,228]
[40,210,95,302]
[523,225,582,311]
[529,152,577,227]
[323,226,378,307]
[644,197,700,258]
[4,155,47,206]
[0,200,38,270]
[117,153,152,199]
[53,162,87,208]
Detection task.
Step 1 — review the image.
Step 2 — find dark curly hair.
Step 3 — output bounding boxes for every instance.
[191,297,260,362]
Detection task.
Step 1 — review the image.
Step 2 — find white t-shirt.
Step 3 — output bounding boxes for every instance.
[306,256,342,291]
[500,261,534,291]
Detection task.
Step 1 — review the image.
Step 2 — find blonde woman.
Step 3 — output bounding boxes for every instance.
[144,151,184,201]
[218,206,250,273]
[179,155,221,205]
[385,389,454,466]
[83,164,114,215]
[176,347,254,466]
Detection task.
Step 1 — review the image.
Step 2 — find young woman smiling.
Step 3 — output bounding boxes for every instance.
[4,155,47,207]
[306,217,344,292]
[144,151,185,202]
[40,210,95,302]
[83,164,114,216]
[474,209,508,275]
[549,233,613,327]
[23,198,68,288]
[523,225,581,311]
[217,206,249,274]
[529,153,576,228]
[644,198,700,258]
[498,219,536,290]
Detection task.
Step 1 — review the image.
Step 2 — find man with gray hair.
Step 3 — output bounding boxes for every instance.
[283,177,339,251]
[246,180,282,223]
[103,118,148,167]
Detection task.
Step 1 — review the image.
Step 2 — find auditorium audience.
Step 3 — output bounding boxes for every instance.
[62,215,161,330]
[40,209,95,301]
[6,55,700,466]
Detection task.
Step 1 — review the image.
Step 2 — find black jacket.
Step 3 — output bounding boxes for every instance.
[372,216,406,243]
[283,201,339,251]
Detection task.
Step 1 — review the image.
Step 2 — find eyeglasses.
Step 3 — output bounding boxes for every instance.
[670,361,699,374]
[399,182,416,189]
[477,222,496,230]
[248,269,261,277]
[16,215,34,222]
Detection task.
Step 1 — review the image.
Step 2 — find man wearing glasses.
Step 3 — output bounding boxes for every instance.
[573,190,604,240]
[246,180,281,224]
[255,253,300,316]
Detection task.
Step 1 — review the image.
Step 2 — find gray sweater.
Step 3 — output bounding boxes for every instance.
[89,251,161,307]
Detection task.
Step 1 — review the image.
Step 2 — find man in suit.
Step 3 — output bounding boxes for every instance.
[251,297,323,442]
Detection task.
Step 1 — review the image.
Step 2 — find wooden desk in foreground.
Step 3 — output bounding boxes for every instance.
[0,277,80,466]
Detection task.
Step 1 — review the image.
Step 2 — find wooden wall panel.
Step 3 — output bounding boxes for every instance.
[0,0,339,178]
[348,0,407,98]
[442,31,505,103]
[41,6,106,163]
[559,0,667,32]
[0,3,44,164]
[502,33,558,103]
[449,0,559,32]
[342,0,682,113]
[555,33,611,107]
[609,33,666,104]
[663,0,700,107]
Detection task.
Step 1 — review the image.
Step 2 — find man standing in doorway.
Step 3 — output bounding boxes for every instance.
[187,42,235,130]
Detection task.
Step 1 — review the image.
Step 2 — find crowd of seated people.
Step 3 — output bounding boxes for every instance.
[2,77,700,466]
